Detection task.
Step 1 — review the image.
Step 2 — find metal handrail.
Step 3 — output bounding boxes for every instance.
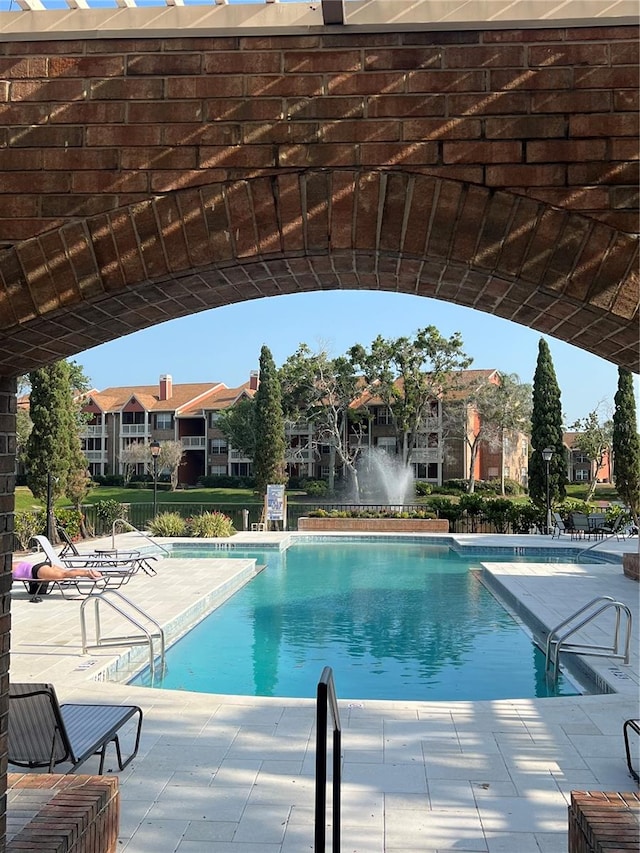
[545,596,633,680]
[315,666,341,853]
[80,589,166,679]
[111,517,171,555]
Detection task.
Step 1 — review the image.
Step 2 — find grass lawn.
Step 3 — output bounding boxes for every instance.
[14,482,620,514]
[13,485,308,513]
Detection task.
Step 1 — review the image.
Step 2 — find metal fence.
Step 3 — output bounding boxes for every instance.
[15,501,534,550]
[81,503,525,536]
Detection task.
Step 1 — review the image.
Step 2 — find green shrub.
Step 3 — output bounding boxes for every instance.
[441,479,468,493]
[459,494,486,515]
[307,508,435,520]
[148,512,187,537]
[415,481,432,496]
[13,509,45,551]
[196,475,257,489]
[187,511,236,538]
[55,508,83,540]
[507,501,541,534]
[424,497,463,522]
[304,480,328,497]
[95,499,128,534]
[92,475,125,487]
[484,498,512,534]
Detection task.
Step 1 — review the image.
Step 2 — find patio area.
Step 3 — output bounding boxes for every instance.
[8,532,640,852]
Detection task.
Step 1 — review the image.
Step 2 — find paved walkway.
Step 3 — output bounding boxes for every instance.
[9,532,640,852]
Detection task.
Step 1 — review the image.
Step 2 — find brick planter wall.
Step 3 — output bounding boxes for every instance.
[622,552,639,581]
[297,517,450,533]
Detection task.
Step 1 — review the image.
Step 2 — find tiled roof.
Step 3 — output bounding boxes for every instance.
[353,369,500,407]
[89,383,223,414]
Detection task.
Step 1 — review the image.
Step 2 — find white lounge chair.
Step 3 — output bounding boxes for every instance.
[32,534,157,574]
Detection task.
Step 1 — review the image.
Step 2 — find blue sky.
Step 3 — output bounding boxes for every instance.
[78,290,635,426]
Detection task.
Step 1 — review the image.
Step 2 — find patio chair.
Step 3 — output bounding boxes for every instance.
[623,719,639,783]
[568,513,592,540]
[590,514,628,540]
[8,682,143,774]
[551,512,568,539]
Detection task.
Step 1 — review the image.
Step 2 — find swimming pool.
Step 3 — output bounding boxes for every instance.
[131,540,592,701]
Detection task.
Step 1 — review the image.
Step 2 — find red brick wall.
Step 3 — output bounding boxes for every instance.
[0,25,637,247]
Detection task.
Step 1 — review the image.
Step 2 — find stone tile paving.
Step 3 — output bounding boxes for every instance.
[8,532,639,851]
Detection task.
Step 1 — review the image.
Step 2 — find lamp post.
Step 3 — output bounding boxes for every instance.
[542,446,554,535]
[150,440,161,521]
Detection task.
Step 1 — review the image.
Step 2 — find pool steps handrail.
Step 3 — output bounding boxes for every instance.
[80,589,166,680]
[315,666,341,853]
[545,595,632,680]
[111,518,171,556]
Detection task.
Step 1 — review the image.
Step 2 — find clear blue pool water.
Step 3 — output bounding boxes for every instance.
[131,541,589,701]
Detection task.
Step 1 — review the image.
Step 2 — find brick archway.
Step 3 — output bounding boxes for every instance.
[0,10,639,842]
[1,168,637,377]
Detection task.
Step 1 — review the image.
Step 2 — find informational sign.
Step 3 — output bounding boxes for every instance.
[266,484,285,521]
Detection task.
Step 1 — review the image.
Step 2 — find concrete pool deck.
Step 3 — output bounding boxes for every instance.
[8,532,640,852]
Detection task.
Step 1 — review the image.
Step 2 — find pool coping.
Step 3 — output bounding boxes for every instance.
[104,532,632,699]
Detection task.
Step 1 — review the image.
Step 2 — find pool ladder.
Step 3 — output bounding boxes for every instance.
[545,595,632,680]
[80,589,166,680]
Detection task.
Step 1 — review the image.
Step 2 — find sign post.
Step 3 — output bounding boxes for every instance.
[265,484,287,530]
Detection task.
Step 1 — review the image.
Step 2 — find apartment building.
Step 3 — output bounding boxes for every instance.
[81,373,258,484]
[79,369,529,488]
[563,432,612,484]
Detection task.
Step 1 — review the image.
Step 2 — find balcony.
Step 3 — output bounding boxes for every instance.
[121,424,147,436]
[286,448,313,461]
[84,450,105,462]
[229,449,251,461]
[82,425,105,437]
[181,436,206,449]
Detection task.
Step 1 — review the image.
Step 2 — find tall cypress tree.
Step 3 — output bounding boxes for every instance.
[612,367,640,523]
[25,361,73,503]
[253,345,286,495]
[529,339,567,507]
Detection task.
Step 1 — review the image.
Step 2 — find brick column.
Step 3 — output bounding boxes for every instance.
[0,375,17,852]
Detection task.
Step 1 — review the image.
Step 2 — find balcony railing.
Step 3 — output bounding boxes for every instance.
[229,450,252,461]
[121,424,148,436]
[285,449,313,461]
[82,425,105,437]
[84,450,105,462]
[181,436,206,449]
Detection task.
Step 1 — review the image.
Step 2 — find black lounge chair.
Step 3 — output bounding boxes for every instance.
[8,682,143,774]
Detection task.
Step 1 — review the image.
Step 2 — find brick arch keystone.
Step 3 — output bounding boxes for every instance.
[0,168,637,378]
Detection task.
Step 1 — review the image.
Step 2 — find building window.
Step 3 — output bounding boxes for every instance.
[210,439,227,454]
[427,462,438,480]
[209,412,221,427]
[156,413,173,430]
[575,469,590,481]
[373,407,392,426]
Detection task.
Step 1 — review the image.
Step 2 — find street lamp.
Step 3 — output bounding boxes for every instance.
[542,446,554,535]
[150,440,161,520]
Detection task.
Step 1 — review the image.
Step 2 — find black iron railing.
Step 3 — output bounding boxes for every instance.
[315,666,341,852]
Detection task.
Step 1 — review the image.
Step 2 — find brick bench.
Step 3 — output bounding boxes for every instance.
[569,791,639,853]
[7,773,119,853]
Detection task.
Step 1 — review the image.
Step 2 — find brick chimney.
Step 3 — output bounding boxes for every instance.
[249,370,259,391]
[159,374,173,401]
